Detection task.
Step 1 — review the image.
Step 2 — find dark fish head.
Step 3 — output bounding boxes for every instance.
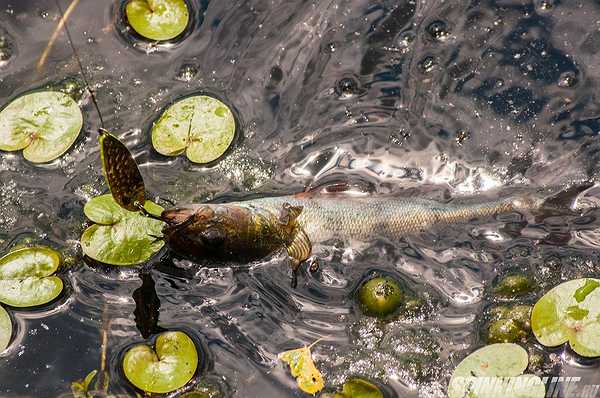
[161,204,281,262]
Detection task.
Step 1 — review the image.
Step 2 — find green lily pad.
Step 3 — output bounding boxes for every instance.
[448,343,545,398]
[151,95,236,164]
[358,276,404,318]
[81,194,165,266]
[531,278,600,357]
[0,246,63,308]
[0,91,83,163]
[126,0,189,41]
[326,378,384,398]
[123,331,198,393]
[0,305,11,351]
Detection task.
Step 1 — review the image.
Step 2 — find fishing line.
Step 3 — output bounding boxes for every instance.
[55,0,105,127]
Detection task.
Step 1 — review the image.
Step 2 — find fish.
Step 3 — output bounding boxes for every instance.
[159,183,586,270]
[98,130,589,275]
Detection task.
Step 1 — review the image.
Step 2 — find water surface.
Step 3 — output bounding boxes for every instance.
[1,0,600,396]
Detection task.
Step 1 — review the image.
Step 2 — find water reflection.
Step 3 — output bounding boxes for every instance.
[2,0,600,396]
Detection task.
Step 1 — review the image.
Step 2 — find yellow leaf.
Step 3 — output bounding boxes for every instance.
[278,339,325,395]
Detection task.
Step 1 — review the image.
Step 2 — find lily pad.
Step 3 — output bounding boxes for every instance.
[323,378,384,398]
[126,0,189,41]
[81,194,165,266]
[0,246,63,307]
[123,331,198,393]
[151,95,236,164]
[0,305,11,351]
[531,278,600,357]
[448,343,545,398]
[0,91,83,163]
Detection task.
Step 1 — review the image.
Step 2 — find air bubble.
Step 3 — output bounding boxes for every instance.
[0,29,15,66]
[557,71,577,88]
[535,0,555,11]
[175,64,198,82]
[455,130,470,146]
[426,20,450,41]
[397,31,415,49]
[419,56,437,73]
[335,76,362,99]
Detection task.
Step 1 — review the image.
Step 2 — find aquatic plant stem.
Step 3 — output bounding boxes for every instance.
[98,302,110,392]
[37,0,80,73]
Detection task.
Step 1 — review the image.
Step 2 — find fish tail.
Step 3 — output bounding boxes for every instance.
[538,182,593,212]
[432,183,591,225]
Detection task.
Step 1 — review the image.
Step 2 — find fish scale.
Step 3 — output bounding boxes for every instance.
[239,195,535,244]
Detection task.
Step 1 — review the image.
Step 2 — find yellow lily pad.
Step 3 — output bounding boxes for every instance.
[532,278,600,357]
[0,246,63,308]
[126,0,190,41]
[0,91,83,163]
[151,95,235,164]
[123,331,198,393]
[448,343,545,398]
[0,305,11,351]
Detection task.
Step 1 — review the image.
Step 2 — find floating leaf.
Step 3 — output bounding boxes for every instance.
[152,95,235,164]
[322,378,384,398]
[0,91,83,163]
[0,246,63,307]
[448,343,545,398]
[357,276,404,318]
[81,194,164,266]
[0,305,11,351]
[126,0,189,41]
[278,339,324,395]
[532,278,600,357]
[99,130,146,212]
[123,331,198,393]
[71,369,98,398]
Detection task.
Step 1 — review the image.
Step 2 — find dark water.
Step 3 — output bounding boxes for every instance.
[1,0,600,396]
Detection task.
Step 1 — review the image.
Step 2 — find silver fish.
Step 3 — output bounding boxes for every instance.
[160,186,567,271]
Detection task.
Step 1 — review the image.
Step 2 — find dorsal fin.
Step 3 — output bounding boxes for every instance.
[160,205,203,225]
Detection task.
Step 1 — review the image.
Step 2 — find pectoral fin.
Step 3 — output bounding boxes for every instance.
[286,228,312,270]
[279,203,303,226]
